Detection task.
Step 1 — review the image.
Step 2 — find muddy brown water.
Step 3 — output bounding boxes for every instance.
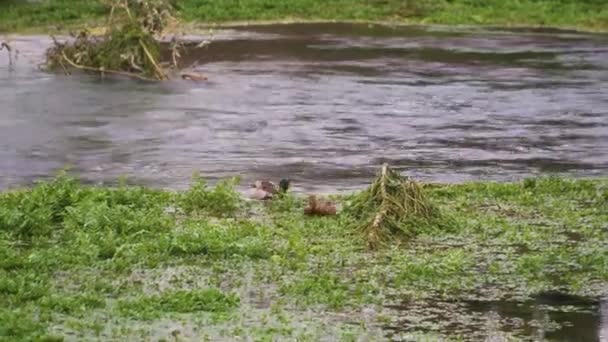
[1,23,607,193]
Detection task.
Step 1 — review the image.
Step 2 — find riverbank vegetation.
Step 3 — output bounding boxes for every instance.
[1,172,606,340]
[1,0,607,33]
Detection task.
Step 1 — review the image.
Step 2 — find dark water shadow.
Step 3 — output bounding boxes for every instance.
[384,292,607,341]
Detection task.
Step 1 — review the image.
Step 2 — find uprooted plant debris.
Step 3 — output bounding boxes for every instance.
[46,0,182,80]
[344,164,448,249]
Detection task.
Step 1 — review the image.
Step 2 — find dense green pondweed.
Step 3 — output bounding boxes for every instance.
[0,174,606,340]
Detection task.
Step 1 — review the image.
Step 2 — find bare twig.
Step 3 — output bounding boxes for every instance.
[139,39,166,79]
[61,52,156,81]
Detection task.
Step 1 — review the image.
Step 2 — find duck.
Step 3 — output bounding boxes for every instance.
[248,178,291,200]
[181,71,208,81]
[304,195,337,216]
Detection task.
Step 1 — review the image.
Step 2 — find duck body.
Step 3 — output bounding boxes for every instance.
[247,178,291,200]
[248,187,273,200]
[304,195,337,216]
[254,180,277,194]
[181,71,208,81]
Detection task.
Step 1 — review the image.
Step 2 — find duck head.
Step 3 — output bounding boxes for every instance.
[279,178,291,193]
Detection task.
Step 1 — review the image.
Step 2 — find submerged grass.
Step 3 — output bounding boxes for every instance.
[117,288,239,320]
[0,173,607,340]
[1,0,607,33]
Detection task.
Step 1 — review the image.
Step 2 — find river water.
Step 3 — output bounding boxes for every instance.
[1,23,607,192]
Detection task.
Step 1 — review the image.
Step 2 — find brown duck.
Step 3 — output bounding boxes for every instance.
[304,195,337,216]
[248,179,291,200]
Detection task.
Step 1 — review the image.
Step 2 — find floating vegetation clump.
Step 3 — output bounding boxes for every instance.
[46,0,178,80]
[345,164,444,249]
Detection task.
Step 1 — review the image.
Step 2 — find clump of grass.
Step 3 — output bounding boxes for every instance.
[393,249,475,295]
[169,219,273,259]
[39,293,106,315]
[46,0,177,80]
[266,192,305,215]
[178,174,242,217]
[117,288,239,320]
[0,309,47,341]
[63,198,173,261]
[279,273,349,309]
[0,172,82,241]
[344,164,444,249]
[393,0,445,18]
